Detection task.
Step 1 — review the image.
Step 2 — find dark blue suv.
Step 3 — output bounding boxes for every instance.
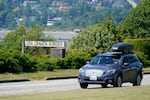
[78,43,143,88]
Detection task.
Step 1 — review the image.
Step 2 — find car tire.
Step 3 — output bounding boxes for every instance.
[101,84,108,88]
[80,83,88,89]
[133,74,142,86]
[113,76,122,87]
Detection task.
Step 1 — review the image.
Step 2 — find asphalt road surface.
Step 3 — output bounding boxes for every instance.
[0,75,150,96]
[0,30,77,41]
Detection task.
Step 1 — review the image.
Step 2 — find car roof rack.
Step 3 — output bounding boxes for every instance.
[110,42,134,54]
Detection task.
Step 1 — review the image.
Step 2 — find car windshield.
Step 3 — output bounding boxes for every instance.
[89,56,119,65]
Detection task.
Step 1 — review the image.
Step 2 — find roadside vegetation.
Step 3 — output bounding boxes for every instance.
[0,69,78,80]
[0,0,150,75]
[0,85,150,100]
[0,68,149,81]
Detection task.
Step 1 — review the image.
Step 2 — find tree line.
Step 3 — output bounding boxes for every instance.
[68,0,150,66]
[0,0,149,73]
[0,0,138,30]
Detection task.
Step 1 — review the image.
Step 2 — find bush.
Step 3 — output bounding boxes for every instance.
[51,58,67,69]
[13,52,38,72]
[64,49,99,69]
[124,38,150,67]
[47,49,99,69]
[37,59,55,71]
[134,51,150,67]
[0,49,38,73]
[0,48,101,73]
[24,56,38,72]
[0,49,22,73]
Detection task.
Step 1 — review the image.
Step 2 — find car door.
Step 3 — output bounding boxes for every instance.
[127,56,138,81]
[121,56,132,82]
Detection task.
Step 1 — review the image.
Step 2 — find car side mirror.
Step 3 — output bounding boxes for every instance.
[124,63,129,66]
[86,61,90,64]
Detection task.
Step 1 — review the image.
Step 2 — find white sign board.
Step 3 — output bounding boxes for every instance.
[24,41,65,48]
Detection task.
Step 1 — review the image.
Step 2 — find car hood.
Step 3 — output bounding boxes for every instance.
[81,64,117,71]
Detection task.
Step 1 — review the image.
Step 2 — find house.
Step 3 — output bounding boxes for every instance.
[23,1,37,7]
[59,5,69,12]
[47,17,62,26]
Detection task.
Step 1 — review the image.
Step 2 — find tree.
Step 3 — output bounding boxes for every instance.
[1,26,26,51]
[6,13,17,29]
[0,10,7,27]
[120,0,150,39]
[0,0,141,30]
[0,25,55,54]
[68,16,120,51]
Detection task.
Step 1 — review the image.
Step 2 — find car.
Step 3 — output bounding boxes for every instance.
[78,42,143,89]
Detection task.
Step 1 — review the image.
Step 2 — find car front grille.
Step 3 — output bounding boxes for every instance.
[85,70,103,77]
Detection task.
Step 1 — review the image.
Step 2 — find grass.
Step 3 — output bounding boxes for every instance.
[0,85,150,100]
[0,67,150,81]
[143,67,150,73]
[0,69,78,80]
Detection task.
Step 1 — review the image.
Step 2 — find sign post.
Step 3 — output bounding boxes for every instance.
[22,40,66,58]
[24,41,65,48]
[22,40,25,54]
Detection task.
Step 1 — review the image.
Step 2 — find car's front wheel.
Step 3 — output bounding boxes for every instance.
[113,76,122,87]
[133,74,142,86]
[101,83,108,88]
[80,83,88,89]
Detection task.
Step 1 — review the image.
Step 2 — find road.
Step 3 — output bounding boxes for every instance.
[0,30,77,41]
[0,74,150,96]
[43,31,77,40]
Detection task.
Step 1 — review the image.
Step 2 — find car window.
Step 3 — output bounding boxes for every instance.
[132,55,138,62]
[123,57,128,64]
[90,56,118,65]
[123,56,138,64]
[127,56,132,63]
[127,56,138,63]
[90,56,100,65]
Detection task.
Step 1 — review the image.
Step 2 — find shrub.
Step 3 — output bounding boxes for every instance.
[37,59,55,71]
[52,58,67,69]
[134,51,150,67]
[24,56,38,72]
[0,48,101,73]
[64,49,97,69]
[0,49,38,73]
[0,49,22,73]
[124,38,150,67]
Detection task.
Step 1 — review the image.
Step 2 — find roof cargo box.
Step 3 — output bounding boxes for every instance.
[110,42,134,52]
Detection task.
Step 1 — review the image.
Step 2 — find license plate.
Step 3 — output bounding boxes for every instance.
[90,76,97,81]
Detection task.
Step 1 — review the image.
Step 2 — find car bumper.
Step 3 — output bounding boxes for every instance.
[78,75,116,84]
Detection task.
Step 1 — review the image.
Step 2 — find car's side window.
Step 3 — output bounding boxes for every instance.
[122,56,137,66]
[127,56,137,63]
[132,56,138,62]
[127,56,133,63]
[123,57,128,64]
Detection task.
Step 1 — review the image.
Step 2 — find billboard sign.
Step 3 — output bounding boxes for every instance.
[24,41,65,48]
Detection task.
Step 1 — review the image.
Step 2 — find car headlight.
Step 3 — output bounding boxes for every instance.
[105,69,116,75]
[79,68,85,74]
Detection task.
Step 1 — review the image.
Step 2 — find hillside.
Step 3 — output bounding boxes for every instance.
[0,0,141,30]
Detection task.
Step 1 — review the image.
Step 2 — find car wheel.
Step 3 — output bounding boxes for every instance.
[101,84,108,88]
[133,74,142,86]
[80,83,88,89]
[113,76,122,87]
